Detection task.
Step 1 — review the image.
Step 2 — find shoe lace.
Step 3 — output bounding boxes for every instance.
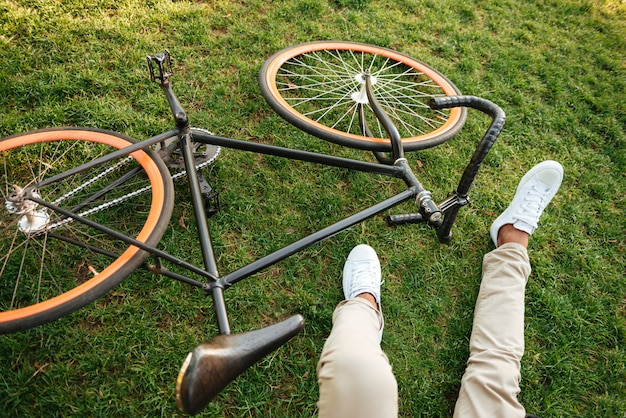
[516,184,549,226]
[349,263,381,295]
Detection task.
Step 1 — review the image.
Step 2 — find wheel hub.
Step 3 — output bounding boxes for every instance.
[351,73,378,104]
[5,185,50,234]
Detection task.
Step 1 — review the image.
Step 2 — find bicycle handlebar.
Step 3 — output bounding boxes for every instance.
[433,95,505,243]
[388,95,505,243]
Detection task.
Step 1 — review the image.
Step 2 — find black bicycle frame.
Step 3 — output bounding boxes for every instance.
[25,55,505,339]
[1,49,510,416]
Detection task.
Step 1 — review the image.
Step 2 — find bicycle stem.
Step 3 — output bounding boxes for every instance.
[393,158,443,225]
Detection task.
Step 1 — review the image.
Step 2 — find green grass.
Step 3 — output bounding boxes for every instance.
[0,0,624,416]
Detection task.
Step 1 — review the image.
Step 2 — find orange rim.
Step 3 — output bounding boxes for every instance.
[262,41,464,146]
[0,129,166,323]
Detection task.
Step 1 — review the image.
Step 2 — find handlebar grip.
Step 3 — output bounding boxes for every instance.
[430,95,505,120]
[386,213,424,226]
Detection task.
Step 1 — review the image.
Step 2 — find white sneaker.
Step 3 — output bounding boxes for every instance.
[342,244,384,341]
[490,160,563,246]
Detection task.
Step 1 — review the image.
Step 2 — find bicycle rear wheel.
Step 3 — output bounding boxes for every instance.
[0,128,174,333]
[260,41,467,151]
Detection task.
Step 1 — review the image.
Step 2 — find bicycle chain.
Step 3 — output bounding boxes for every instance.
[42,128,221,233]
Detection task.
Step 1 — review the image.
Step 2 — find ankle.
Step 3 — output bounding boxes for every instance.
[497,224,529,248]
[356,292,379,310]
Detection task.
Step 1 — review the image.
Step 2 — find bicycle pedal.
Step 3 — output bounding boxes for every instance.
[147,50,173,84]
[203,190,220,218]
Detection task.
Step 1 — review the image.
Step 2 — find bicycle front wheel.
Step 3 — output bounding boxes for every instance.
[260,41,467,151]
[0,128,174,333]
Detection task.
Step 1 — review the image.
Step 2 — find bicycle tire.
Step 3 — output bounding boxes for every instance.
[0,127,174,333]
[260,41,467,151]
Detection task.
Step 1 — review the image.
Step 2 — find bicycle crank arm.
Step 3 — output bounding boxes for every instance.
[175,314,305,415]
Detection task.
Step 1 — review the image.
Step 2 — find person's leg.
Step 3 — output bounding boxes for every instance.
[317,298,397,418]
[453,239,530,418]
[317,245,398,418]
[454,161,563,418]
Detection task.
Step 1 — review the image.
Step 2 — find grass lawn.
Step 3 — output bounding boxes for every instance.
[0,0,624,416]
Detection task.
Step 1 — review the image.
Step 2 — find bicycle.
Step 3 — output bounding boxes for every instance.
[0,41,504,415]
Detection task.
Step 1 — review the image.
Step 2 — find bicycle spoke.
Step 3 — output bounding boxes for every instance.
[1,132,166,320]
[261,42,466,150]
[279,49,452,138]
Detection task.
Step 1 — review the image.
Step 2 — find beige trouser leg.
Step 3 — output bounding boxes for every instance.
[453,242,531,418]
[317,298,398,418]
